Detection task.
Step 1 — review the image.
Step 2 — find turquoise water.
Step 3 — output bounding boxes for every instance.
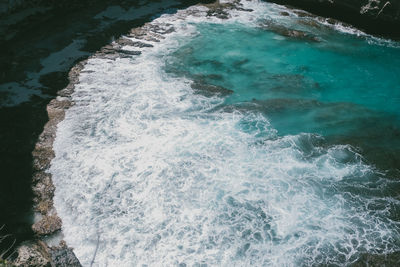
[49,2,400,266]
[166,22,400,173]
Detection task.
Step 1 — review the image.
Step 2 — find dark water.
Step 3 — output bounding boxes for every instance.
[0,0,212,255]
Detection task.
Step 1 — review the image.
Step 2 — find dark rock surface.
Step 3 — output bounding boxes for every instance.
[267,0,400,39]
[49,242,81,267]
[13,242,50,266]
[259,19,321,42]
[191,81,234,97]
[13,240,81,266]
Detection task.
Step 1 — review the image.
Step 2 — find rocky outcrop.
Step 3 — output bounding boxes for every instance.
[13,240,81,266]
[14,61,88,267]
[267,0,400,38]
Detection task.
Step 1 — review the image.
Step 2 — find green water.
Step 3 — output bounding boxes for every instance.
[166,22,400,174]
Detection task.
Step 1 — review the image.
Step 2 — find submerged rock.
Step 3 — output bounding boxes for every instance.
[191,81,233,96]
[259,20,321,42]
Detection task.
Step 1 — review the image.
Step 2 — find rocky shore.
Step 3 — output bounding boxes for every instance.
[268,0,400,39]
[12,61,86,266]
[7,2,248,265]
[8,0,399,265]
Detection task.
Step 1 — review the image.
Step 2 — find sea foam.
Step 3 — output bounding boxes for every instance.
[50,1,400,266]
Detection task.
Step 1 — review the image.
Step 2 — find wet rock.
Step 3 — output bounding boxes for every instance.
[13,242,50,267]
[268,0,400,38]
[127,24,167,42]
[191,81,233,97]
[292,9,316,18]
[207,8,230,19]
[116,49,141,56]
[32,172,55,215]
[49,242,81,267]
[115,38,135,47]
[116,38,153,48]
[32,147,55,172]
[203,0,251,19]
[236,7,254,12]
[297,18,324,29]
[13,240,82,267]
[101,45,116,53]
[146,23,175,34]
[130,41,153,48]
[32,215,62,236]
[260,20,321,42]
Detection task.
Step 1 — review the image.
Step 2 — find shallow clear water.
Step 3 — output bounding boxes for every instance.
[166,21,400,172]
[50,1,400,266]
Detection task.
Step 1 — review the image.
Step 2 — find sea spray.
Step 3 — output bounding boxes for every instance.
[50,1,400,266]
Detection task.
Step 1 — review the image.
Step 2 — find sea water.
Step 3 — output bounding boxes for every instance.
[50,1,400,266]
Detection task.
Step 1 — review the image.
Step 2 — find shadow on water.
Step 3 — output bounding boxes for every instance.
[0,0,213,256]
[237,98,400,178]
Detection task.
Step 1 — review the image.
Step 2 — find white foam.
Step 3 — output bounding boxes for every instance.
[50,1,400,266]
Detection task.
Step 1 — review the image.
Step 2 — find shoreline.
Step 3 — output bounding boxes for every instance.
[17,1,246,264]
[16,0,399,265]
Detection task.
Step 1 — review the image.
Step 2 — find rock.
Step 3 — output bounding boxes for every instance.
[32,172,55,215]
[116,49,141,56]
[207,8,230,19]
[12,241,82,267]
[13,243,50,267]
[115,38,135,47]
[268,0,400,38]
[49,244,81,267]
[259,20,321,42]
[146,24,175,34]
[203,0,252,19]
[127,25,166,42]
[32,215,62,236]
[191,81,233,97]
[131,41,154,48]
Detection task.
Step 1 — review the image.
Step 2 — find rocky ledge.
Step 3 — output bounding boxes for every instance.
[268,0,400,39]
[11,60,86,266]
